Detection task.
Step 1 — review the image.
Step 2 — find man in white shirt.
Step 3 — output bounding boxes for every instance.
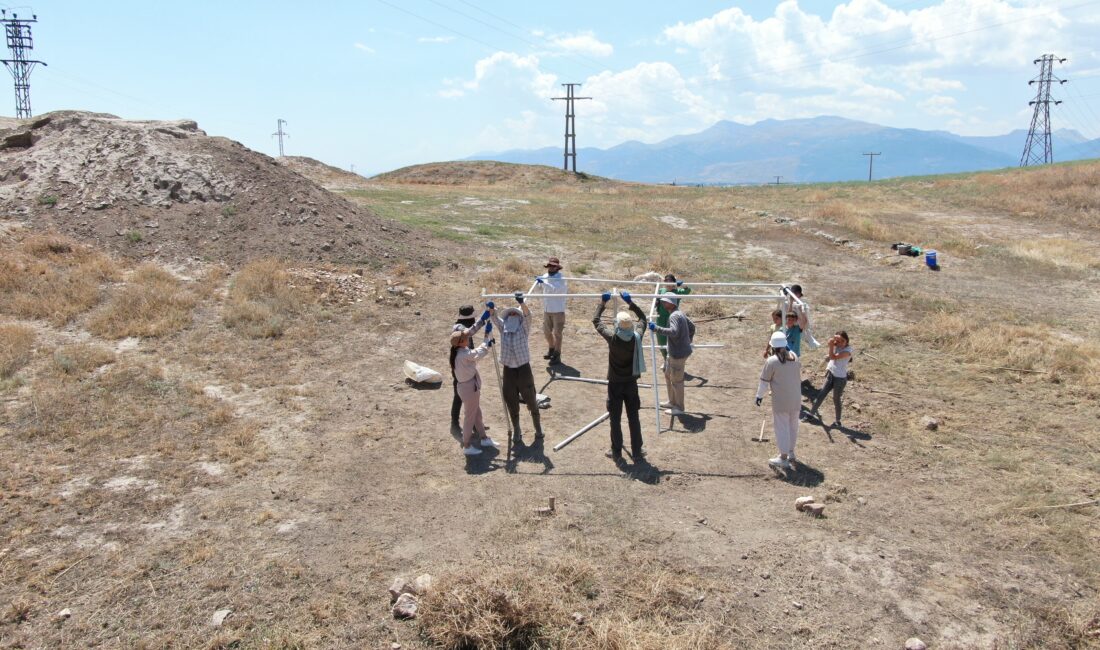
[535,256,568,365]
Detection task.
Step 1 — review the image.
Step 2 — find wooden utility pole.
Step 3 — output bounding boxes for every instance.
[863,152,881,181]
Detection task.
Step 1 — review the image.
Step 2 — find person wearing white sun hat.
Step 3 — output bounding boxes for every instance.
[755,330,802,470]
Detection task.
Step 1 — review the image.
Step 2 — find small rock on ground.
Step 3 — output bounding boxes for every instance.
[795,496,816,511]
[211,609,231,628]
[905,638,927,650]
[806,503,826,517]
[921,416,940,431]
[392,593,419,619]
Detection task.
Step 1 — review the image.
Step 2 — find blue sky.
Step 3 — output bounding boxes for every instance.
[11,0,1100,174]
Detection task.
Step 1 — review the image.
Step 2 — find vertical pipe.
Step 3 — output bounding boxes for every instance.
[649,282,662,434]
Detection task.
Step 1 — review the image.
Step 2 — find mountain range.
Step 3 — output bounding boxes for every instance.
[466,116,1100,184]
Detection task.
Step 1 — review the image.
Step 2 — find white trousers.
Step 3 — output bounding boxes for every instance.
[772,408,800,456]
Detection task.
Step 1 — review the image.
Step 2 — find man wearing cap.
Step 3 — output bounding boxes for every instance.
[450,305,478,430]
[656,274,691,360]
[649,295,695,416]
[755,331,803,471]
[592,291,649,464]
[534,257,568,365]
[489,292,543,443]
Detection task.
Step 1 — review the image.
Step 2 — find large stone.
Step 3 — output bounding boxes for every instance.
[1,129,35,149]
[805,504,826,518]
[388,577,409,603]
[904,638,927,650]
[412,573,434,596]
[795,496,816,512]
[392,593,418,619]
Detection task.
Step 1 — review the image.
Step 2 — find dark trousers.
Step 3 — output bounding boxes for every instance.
[812,371,847,423]
[502,363,541,433]
[451,378,462,423]
[607,380,643,457]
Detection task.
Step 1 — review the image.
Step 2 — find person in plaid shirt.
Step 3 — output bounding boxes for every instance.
[489,292,543,443]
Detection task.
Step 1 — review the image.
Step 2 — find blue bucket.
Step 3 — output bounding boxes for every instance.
[925,250,938,268]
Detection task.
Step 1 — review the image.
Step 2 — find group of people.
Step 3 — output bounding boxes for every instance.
[447,257,852,472]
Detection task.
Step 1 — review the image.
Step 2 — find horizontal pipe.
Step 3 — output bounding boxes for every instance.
[658,344,725,349]
[557,276,784,288]
[551,375,654,388]
[482,293,786,300]
[553,412,611,452]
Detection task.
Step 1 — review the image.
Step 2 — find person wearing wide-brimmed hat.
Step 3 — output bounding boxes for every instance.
[533,256,568,365]
[489,292,543,443]
[450,314,500,456]
[449,305,478,429]
[649,294,695,416]
[755,331,802,470]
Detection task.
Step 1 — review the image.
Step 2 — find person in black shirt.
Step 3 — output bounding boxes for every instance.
[592,291,648,464]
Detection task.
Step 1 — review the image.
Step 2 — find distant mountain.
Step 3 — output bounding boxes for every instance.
[467,117,1100,184]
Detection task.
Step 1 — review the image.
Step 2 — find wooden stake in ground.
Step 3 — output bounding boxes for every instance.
[756,414,769,442]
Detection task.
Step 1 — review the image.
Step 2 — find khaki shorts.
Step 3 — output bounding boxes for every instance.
[543,311,565,341]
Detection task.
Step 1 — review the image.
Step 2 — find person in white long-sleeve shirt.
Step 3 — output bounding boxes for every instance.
[450,315,500,456]
[755,330,802,471]
[534,256,569,365]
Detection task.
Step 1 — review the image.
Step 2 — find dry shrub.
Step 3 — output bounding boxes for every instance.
[50,344,116,377]
[972,162,1100,228]
[88,264,198,338]
[1007,603,1100,649]
[419,556,735,649]
[812,201,856,221]
[912,312,1100,386]
[1008,238,1100,271]
[478,258,538,294]
[647,249,676,276]
[224,259,312,338]
[0,233,119,325]
[0,323,35,378]
[693,300,727,318]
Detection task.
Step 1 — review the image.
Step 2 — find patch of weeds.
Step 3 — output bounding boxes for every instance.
[38,194,58,206]
[220,204,237,217]
[126,230,143,244]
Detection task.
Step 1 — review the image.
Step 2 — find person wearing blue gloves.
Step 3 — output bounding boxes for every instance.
[592,291,649,464]
[450,310,498,456]
[656,274,691,360]
[650,295,695,416]
[534,256,568,365]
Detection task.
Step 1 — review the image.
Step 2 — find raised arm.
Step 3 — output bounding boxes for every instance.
[592,300,614,342]
[629,302,648,334]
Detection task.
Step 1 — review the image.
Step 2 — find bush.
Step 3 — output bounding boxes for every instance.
[0,324,35,378]
[88,264,197,338]
[0,234,119,325]
[224,259,312,338]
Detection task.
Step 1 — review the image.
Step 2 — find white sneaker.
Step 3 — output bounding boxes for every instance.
[480,437,500,448]
[659,401,673,408]
[787,454,798,466]
[463,446,483,456]
[664,407,684,415]
[768,456,791,470]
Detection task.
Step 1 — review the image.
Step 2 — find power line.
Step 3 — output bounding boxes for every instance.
[551,83,591,172]
[1020,54,1066,166]
[0,9,45,118]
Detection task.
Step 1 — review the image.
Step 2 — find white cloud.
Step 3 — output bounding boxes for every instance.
[353,42,375,54]
[919,94,963,117]
[550,32,614,58]
[418,36,455,44]
[450,51,558,98]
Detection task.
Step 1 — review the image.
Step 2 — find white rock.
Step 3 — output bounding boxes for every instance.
[56,608,72,621]
[795,496,816,512]
[904,638,927,650]
[392,593,418,619]
[921,416,940,431]
[572,612,586,625]
[412,573,433,596]
[805,504,826,517]
[388,577,409,603]
[211,609,231,627]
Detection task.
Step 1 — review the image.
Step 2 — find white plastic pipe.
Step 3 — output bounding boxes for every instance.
[483,292,785,300]
[551,375,654,389]
[553,412,611,452]
[559,276,782,288]
[658,344,725,349]
[648,282,662,435]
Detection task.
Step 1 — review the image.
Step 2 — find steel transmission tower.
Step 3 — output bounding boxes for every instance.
[551,83,591,172]
[1020,54,1067,166]
[272,119,289,157]
[1,10,46,119]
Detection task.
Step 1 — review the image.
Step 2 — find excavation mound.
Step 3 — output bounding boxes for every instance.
[0,111,427,266]
[373,160,619,187]
[280,155,372,191]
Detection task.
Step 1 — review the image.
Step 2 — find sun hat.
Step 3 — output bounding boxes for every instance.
[615,311,634,328]
[544,256,562,269]
[658,295,678,306]
[457,305,475,318]
[769,331,788,349]
[450,330,468,347]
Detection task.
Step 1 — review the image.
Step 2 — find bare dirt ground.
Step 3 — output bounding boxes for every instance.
[2,155,1099,648]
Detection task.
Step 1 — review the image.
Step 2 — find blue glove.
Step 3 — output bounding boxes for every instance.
[486,338,494,348]
[485,322,493,334]
[601,292,611,303]
[648,322,656,331]
[535,277,545,285]
[620,291,632,304]
[486,301,495,309]
[479,310,490,322]
[514,291,524,304]
[676,280,683,287]
[754,397,762,407]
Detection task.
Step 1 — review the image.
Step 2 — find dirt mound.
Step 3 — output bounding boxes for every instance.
[279,155,372,191]
[373,160,621,187]
[0,111,431,266]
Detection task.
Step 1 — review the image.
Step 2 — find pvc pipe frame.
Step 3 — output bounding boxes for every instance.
[482,292,787,300]
[551,375,655,389]
[557,276,782,288]
[553,412,611,452]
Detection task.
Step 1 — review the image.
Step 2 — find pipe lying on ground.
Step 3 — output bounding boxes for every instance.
[481,292,787,300]
[550,374,654,388]
[553,412,611,452]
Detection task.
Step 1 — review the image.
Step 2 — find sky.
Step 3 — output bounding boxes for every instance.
[9,0,1100,175]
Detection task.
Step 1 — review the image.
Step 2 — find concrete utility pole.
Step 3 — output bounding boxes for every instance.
[863,152,881,181]
[1,10,46,119]
[551,83,591,172]
[1020,54,1067,166]
[272,119,289,158]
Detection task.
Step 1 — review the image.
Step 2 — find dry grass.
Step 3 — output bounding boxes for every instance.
[478,258,540,294]
[0,323,35,379]
[224,259,314,338]
[1008,237,1100,271]
[87,264,198,338]
[49,343,116,377]
[419,555,736,649]
[971,162,1100,228]
[0,233,119,325]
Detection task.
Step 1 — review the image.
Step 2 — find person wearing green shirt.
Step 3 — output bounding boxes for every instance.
[656,274,691,359]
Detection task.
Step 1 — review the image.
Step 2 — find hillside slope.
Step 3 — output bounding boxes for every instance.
[0,111,430,266]
[372,160,621,187]
[280,155,371,191]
